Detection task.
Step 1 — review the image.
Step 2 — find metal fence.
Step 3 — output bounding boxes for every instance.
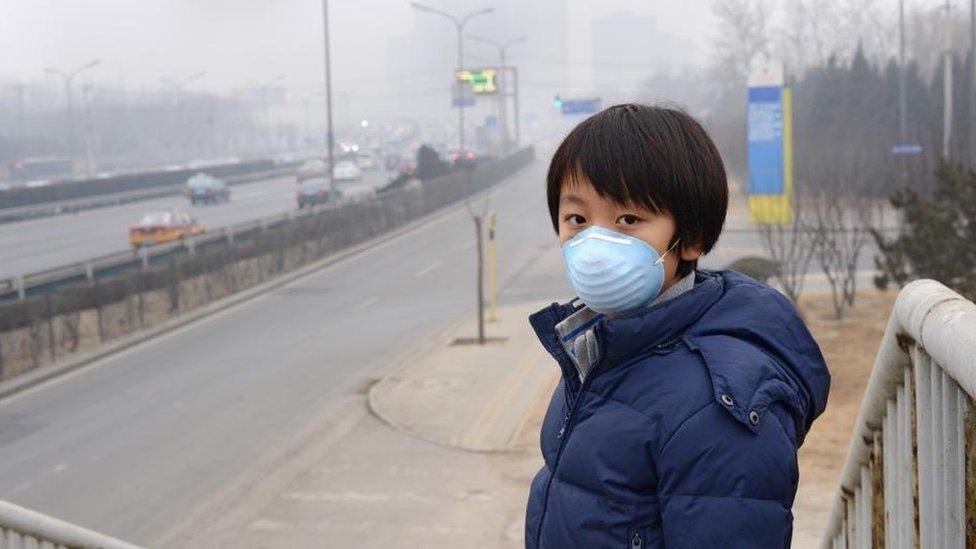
[822,279,976,548]
[0,499,142,549]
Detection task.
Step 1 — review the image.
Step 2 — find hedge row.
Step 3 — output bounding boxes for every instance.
[0,147,534,333]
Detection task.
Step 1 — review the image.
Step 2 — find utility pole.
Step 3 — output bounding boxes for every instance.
[899,0,908,147]
[44,59,100,168]
[971,0,975,164]
[944,0,954,160]
[411,3,494,153]
[322,0,336,196]
[466,34,526,154]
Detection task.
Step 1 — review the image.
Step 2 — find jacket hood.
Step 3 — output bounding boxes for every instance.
[530,269,830,444]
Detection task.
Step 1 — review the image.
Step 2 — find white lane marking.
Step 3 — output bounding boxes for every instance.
[459,239,476,251]
[353,297,379,311]
[413,261,443,278]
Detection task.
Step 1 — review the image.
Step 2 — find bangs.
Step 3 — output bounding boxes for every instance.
[546,103,729,267]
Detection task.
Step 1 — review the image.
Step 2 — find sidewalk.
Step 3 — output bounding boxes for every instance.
[182,302,558,548]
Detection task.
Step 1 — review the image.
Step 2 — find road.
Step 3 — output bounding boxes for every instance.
[0,171,390,280]
[0,159,569,545]
[0,155,883,546]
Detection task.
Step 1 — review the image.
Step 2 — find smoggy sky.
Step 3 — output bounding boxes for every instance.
[1,0,718,94]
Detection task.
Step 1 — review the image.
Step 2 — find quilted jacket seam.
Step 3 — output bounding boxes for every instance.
[549,474,649,508]
[657,399,716,458]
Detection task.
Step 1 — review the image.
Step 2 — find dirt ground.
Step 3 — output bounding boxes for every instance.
[790,289,898,548]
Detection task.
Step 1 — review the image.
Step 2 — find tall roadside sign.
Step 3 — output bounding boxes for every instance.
[747,63,793,224]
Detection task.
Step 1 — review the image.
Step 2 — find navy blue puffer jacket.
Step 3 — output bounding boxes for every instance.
[524,270,830,548]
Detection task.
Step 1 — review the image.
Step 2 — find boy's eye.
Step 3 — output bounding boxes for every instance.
[564,214,586,227]
[616,214,640,227]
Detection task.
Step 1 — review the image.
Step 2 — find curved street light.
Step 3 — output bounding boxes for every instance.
[44,59,101,159]
[410,3,494,152]
[466,34,526,151]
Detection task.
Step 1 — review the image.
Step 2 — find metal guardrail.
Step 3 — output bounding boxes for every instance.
[0,148,534,301]
[0,499,143,548]
[0,192,336,301]
[821,279,976,548]
[0,167,296,225]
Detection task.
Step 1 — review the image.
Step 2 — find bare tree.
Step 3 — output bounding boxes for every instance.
[711,0,774,86]
[757,189,818,304]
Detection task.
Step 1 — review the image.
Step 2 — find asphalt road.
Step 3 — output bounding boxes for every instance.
[0,159,568,545]
[0,155,883,545]
[0,171,390,280]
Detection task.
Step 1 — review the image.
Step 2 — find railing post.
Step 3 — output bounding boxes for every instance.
[871,430,885,548]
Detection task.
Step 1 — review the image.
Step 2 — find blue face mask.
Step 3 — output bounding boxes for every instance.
[562,225,675,314]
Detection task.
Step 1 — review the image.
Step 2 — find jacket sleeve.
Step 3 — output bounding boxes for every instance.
[655,401,798,548]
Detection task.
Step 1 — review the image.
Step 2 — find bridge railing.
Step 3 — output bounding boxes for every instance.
[822,279,976,548]
[0,499,142,549]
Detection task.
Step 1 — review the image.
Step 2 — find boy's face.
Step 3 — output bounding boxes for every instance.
[557,174,703,292]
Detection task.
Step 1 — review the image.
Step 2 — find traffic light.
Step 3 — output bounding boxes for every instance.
[552,95,563,109]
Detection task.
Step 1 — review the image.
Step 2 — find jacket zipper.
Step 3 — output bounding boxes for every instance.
[533,345,606,548]
[631,531,643,548]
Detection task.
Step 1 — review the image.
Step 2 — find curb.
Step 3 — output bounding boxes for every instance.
[0,164,529,403]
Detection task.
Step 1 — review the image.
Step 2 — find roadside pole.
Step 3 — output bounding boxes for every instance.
[486,212,498,322]
[474,215,486,343]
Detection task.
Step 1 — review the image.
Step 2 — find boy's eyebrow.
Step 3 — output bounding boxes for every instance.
[560,194,586,206]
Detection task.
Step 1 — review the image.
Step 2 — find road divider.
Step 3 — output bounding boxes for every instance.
[0,166,296,225]
[0,147,535,389]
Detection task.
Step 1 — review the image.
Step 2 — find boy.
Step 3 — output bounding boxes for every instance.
[525,104,830,548]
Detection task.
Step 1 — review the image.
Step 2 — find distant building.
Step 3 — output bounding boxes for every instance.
[590,11,694,104]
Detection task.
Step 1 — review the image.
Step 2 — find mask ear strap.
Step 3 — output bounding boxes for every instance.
[655,238,681,265]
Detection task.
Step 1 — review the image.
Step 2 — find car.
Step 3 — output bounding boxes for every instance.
[295,159,328,182]
[183,173,230,204]
[129,210,204,247]
[355,153,379,171]
[296,177,332,208]
[332,160,362,182]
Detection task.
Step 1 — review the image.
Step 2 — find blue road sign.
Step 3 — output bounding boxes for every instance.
[561,99,600,115]
[891,144,923,155]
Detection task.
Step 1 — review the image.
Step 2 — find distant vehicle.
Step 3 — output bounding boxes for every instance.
[163,164,184,172]
[8,156,73,183]
[355,153,379,171]
[129,210,204,247]
[296,177,332,208]
[183,173,231,204]
[333,160,362,182]
[273,152,297,165]
[295,159,328,182]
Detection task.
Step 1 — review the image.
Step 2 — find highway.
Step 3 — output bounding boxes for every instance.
[0,159,569,545]
[0,171,390,280]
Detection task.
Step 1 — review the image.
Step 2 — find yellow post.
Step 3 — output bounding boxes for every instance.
[486,211,498,322]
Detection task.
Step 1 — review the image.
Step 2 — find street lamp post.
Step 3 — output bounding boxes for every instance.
[44,59,100,165]
[322,0,336,195]
[466,34,526,153]
[410,3,494,153]
[262,74,286,154]
[161,72,206,162]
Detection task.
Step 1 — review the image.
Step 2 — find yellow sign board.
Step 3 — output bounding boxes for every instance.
[455,69,498,94]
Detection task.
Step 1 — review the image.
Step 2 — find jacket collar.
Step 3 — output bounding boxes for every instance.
[530,271,726,383]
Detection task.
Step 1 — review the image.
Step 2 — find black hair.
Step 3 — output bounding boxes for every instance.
[547,103,728,277]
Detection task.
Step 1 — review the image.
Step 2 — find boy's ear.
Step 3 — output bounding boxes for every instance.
[679,240,705,262]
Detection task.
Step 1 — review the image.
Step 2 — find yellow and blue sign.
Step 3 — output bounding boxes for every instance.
[455,69,498,94]
[747,67,793,225]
